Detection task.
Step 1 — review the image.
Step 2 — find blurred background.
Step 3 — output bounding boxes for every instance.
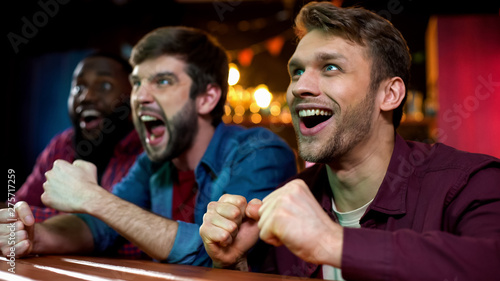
[5,0,500,198]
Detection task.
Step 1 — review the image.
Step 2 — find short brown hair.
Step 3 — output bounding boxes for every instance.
[295,1,411,128]
[130,26,229,126]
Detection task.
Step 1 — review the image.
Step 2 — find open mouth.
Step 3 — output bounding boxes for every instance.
[79,109,103,131]
[298,109,333,129]
[140,114,166,145]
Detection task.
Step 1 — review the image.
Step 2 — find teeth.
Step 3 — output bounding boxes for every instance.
[81,109,100,118]
[298,109,333,117]
[140,115,157,122]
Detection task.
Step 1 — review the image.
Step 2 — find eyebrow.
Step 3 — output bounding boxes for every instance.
[288,52,348,70]
[316,52,347,62]
[76,70,113,79]
[129,71,179,83]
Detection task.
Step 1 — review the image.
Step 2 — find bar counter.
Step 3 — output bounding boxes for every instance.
[0,255,321,281]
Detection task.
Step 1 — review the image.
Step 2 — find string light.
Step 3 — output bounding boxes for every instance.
[228,63,240,86]
[254,84,272,108]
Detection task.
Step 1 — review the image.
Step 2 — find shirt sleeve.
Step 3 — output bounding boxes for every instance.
[75,153,153,253]
[166,221,206,265]
[341,165,500,281]
[166,134,297,265]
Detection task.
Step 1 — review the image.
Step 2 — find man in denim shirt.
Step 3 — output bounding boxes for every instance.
[1,26,297,265]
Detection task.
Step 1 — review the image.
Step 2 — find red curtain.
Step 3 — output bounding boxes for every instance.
[435,15,500,158]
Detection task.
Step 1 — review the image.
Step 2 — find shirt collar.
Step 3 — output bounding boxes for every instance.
[196,123,230,178]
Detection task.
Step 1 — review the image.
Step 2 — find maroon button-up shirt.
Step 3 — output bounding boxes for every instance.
[250,134,500,281]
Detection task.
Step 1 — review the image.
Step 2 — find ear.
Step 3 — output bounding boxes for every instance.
[196,84,222,115]
[380,77,406,112]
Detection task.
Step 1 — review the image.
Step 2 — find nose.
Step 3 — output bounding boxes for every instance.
[291,70,321,98]
[132,83,154,105]
[78,86,98,104]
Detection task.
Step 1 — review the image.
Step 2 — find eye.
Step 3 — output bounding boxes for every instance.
[157,78,170,86]
[131,80,141,88]
[72,85,85,95]
[291,68,304,80]
[295,69,305,76]
[324,64,339,72]
[99,81,113,92]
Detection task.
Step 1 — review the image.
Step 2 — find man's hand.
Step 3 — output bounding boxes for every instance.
[258,179,344,267]
[42,159,103,213]
[199,194,261,269]
[0,201,35,257]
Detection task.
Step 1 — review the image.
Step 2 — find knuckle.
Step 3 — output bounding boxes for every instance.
[218,230,230,242]
[199,224,207,236]
[14,201,26,210]
[41,193,51,206]
[230,206,242,219]
[16,230,27,240]
[227,221,238,234]
[202,213,212,223]
[16,220,25,230]
[234,195,246,206]
[207,201,217,210]
[218,194,231,202]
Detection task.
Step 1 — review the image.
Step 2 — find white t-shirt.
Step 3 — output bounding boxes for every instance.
[322,197,373,280]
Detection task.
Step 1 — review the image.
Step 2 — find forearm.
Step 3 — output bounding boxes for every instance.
[33,214,94,255]
[86,192,178,261]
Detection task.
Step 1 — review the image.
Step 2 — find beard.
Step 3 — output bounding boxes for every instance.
[148,99,199,164]
[72,112,134,180]
[297,90,376,164]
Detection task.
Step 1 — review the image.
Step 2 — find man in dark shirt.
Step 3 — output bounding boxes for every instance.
[199,2,500,280]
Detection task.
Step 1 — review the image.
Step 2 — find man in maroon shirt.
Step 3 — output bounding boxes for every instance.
[199,2,500,280]
[10,53,144,258]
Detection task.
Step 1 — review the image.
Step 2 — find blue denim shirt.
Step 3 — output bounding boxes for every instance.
[76,123,297,266]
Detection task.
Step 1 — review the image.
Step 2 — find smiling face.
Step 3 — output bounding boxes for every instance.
[287,29,377,163]
[68,56,132,141]
[130,55,199,163]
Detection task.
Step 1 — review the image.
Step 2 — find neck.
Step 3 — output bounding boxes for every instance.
[172,120,215,171]
[327,124,395,212]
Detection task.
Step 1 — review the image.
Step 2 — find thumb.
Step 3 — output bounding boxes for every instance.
[245,198,262,221]
[14,201,34,226]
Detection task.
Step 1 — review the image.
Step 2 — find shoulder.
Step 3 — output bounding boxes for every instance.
[200,124,296,176]
[214,124,293,156]
[115,130,144,156]
[38,128,76,159]
[46,127,75,146]
[404,140,500,204]
[414,141,500,175]
[218,124,286,145]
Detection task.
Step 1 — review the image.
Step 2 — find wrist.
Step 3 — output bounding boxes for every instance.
[317,224,343,267]
[81,187,112,215]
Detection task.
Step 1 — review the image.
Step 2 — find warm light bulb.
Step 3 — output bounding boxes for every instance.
[254,84,272,108]
[228,63,240,86]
